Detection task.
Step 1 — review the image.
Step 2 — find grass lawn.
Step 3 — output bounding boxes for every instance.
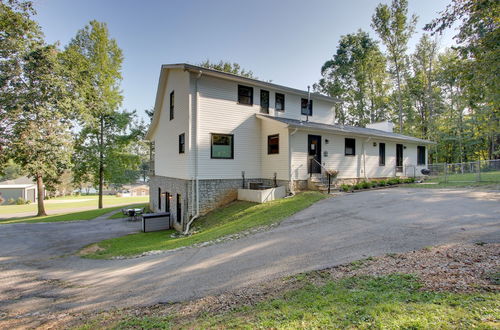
[82,191,326,259]
[0,195,149,215]
[407,170,500,189]
[85,274,500,329]
[0,203,147,224]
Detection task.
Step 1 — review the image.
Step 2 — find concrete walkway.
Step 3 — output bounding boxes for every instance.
[0,188,498,322]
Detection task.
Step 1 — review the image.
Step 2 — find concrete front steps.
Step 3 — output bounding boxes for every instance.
[307,175,337,194]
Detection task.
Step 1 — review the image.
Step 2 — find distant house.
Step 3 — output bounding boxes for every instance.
[0,177,38,204]
[119,184,149,197]
[146,63,434,231]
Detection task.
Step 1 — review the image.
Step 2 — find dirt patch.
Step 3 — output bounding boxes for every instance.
[22,243,498,329]
[77,244,103,256]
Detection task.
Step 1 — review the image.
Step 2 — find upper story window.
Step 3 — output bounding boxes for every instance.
[260,90,269,114]
[178,133,185,154]
[211,133,234,159]
[345,138,356,156]
[238,85,253,105]
[379,143,386,166]
[267,134,279,154]
[417,146,426,165]
[301,98,313,116]
[275,93,285,111]
[169,91,174,120]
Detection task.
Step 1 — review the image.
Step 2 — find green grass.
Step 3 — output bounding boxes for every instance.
[406,170,500,189]
[80,274,500,329]
[82,191,326,259]
[0,195,149,215]
[0,203,147,224]
[180,274,499,329]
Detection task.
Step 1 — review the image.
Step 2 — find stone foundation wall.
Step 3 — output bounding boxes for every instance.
[149,176,192,231]
[151,176,291,231]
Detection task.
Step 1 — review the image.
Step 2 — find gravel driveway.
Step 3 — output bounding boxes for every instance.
[1,188,499,325]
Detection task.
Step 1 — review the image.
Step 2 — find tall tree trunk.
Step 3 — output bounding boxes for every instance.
[98,115,104,209]
[36,175,47,217]
[395,66,403,133]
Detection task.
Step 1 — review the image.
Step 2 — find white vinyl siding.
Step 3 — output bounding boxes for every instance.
[291,131,428,180]
[154,69,191,179]
[261,119,289,180]
[196,75,261,179]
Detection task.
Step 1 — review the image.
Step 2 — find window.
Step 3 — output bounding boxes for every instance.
[417,146,426,165]
[379,143,386,166]
[169,91,174,120]
[301,98,313,116]
[178,133,185,154]
[158,188,161,210]
[260,90,269,113]
[345,138,356,156]
[275,93,285,111]
[238,85,253,105]
[211,133,234,159]
[268,134,279,154]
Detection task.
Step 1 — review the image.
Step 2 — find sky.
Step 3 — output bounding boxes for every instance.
[32,0,456,120]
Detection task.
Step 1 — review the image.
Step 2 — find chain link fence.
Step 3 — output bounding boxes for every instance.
[427,159,500,183]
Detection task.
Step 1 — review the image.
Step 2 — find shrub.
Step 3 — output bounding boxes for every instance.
[340,184,351,192]
[378,180,387,186]
[360,181,371,189]
[352,184,360,190]
[16,197,28,205]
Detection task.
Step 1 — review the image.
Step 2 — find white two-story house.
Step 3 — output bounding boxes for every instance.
[146,63,433,231]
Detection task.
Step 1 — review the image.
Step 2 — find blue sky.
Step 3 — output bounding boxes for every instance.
[33,0,455,119]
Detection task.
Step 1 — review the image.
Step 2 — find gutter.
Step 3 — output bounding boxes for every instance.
[184,70,202,235]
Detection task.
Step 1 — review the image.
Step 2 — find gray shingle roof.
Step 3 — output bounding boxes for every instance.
[258,115,435,144]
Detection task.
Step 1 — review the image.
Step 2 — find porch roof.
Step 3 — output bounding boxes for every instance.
[257,114,435,145]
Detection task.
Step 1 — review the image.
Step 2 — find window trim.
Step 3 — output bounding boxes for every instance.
[178,133,185,154]
[260,89,269,113]
[169,91,174,120]
[267,134,279,155]
[344,138,356,156]
[275,92,285,111]
[379,142,386,166]
[238,84,253,106]
[417,146,426,165]
[210,133,234,159]
[301,98,313,116]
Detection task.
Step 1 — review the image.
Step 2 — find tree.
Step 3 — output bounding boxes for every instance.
[6,45,74,216]
[407,34,440,141]
[372,0,418,132]
[199,60,255,78]
[65,20,129,208]
[0,0,41,165]
[1,1,75,216]
[0,159,23,180]
[425,0,499,159]
[315,30,389,126]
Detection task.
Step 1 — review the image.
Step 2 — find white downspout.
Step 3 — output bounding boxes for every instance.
[184,70,202,235]
[288,127,298,195]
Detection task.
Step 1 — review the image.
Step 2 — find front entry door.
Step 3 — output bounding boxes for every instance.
[396,144,403,172]
[308,135,322,174]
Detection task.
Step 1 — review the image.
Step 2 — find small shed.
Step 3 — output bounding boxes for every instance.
[0,177,37,204]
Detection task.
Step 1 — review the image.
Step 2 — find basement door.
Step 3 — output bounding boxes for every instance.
[308,134,322,174]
